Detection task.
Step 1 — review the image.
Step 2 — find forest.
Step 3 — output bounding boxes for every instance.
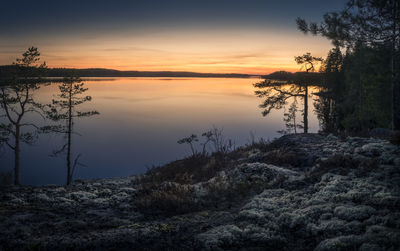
[256,0,399,136]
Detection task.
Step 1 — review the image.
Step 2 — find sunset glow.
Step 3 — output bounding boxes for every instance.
[0,0,346,74]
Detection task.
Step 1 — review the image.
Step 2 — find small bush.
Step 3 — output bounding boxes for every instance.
[135,183,200,216]
[263,148,302,167]
[241,138,273,153]
[135,176,272,216]
[139,153,231,185]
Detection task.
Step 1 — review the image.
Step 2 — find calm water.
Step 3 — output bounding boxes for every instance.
[0,77,320,185]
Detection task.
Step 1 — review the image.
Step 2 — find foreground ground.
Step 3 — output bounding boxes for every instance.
[1,134,399,250]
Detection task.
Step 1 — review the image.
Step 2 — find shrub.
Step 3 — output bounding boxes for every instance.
[138,153,231,185]
[263,148,302,167]
[135,183,200,216]
[241,137,273,153]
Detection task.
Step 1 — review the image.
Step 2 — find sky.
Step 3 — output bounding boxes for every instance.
[0,0,348,74]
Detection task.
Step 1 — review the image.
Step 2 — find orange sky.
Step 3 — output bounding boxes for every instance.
[1,29,333,75]
[0,0,348,75]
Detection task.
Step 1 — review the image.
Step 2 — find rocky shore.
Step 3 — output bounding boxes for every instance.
[1,134,399,250]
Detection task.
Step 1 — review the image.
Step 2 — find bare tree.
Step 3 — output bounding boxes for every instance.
[177,134,199,157]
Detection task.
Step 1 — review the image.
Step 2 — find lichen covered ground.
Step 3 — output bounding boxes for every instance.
[1,134,399,250]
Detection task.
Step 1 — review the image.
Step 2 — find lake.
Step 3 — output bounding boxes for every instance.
[0,77,320,185]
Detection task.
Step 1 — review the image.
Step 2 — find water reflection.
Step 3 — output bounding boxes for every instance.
[1,77,321,185]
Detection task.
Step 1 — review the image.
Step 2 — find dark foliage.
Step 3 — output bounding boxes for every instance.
[135,183,200,216]
[389,131,400,145]
[263,71,323,85]
[262,148,303,167]
[138,153,230,185]
[297,0,400,132]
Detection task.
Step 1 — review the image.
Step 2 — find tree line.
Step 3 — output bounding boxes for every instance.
[0,65,253,79]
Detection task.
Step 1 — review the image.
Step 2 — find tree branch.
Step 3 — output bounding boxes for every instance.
[5,140,15,150]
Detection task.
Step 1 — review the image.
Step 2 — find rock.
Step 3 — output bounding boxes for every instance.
[119,187,136,194]
[86,209,111,217]
[8,197,26,205]
[1,134,399,250]
[110,192,129,202]
[196,225,242,250]
[309,219,363,236]
[326,134,338,141]
[247,148,262,160]
[98,188,112,196]
[56,196,76,206]
[361,143,383,156]
[35,193,52,202]
[208,211,234,226]
[241,224,286,246]
[239,162,300,178]
[334,205,376,221]
[91,197,110,207]
[359,243,384,251]
[369,128,393,139]
[69,191,97,201]
[314,235,362,251]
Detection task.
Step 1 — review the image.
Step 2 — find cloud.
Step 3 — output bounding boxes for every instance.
[101,46,165,53]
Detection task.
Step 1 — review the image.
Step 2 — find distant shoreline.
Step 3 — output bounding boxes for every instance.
[0,76,262,86]
[0,65,261,79]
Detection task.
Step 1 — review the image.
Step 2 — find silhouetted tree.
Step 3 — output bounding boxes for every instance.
[278,99,303,134]
[177,134,198,157]
[255,53,322,133]
[294,53,323,133]
[343,44,391,131]
[46,76,99,185]
[177,127,235,157]
[314,47,345,133]
[254,80,305,115]
[297,0,400,130]
[0,47,47,185]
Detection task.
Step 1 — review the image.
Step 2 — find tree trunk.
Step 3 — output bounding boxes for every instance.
[14,125,20,185]
[392,2,400,130]
[394,65,400,130]
[304,85,308,133]
[66,121,72,185]
[66,88,72,186]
